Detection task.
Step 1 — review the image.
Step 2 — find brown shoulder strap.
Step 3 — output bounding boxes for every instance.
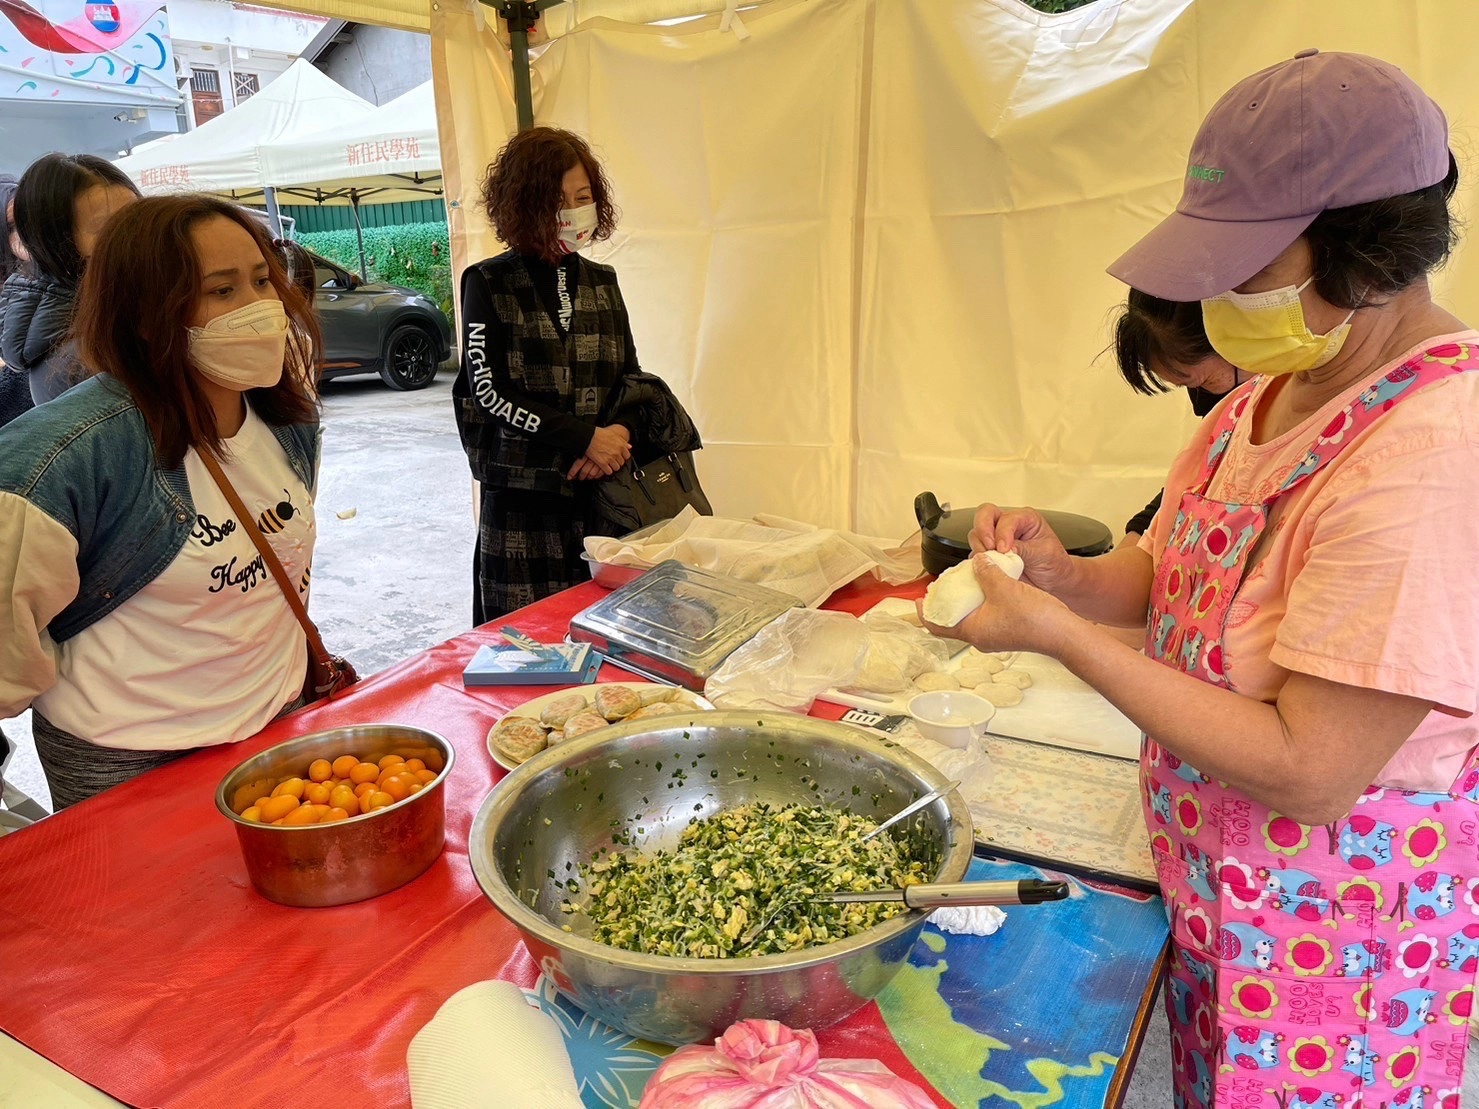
[197,448,332,668]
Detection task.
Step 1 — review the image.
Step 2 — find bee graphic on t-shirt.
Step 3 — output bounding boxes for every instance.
[299,564,312,596]
[257,491,298,535]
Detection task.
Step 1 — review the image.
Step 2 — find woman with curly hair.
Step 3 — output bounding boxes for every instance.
[454,127,638,623]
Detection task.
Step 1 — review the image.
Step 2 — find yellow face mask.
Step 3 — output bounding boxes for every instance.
[1200,278,1355,376]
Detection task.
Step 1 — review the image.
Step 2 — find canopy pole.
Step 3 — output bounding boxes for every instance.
[264,186,284,239]
[504,1,538,131]
[349,189,369,282]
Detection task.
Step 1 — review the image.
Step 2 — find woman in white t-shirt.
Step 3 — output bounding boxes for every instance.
[0,195,323,808]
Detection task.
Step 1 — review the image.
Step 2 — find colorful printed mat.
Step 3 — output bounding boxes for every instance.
[526,857,1168,1109]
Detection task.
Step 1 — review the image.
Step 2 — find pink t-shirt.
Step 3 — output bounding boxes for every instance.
[1141,332,1479,792]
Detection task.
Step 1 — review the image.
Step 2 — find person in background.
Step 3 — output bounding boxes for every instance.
[274,237,318,303]
[0,174,28,428]
[1112,291,1243,544]
[0,153,139,407]
[453,127,637,624]
[273,236,322,396]
[0,176,19,281]
[0,195,321,808]
[929,51,1479,1105]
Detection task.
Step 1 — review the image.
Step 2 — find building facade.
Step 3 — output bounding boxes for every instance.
[1,1,182,173]
[0,1,329,173]
[166,1,325,129]
[307,19,429,107]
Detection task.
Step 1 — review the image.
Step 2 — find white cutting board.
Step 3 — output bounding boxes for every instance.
[814,599,1143,761]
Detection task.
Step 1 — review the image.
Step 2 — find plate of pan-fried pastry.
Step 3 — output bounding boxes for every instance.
[486,683,717,770]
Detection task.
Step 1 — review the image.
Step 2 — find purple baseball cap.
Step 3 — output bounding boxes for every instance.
[1108,50,1450,301]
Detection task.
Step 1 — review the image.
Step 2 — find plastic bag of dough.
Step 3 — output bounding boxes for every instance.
[842,612,954,696]
[637,1019,935,1109]
[705,609,871,713]
[860,611,955,674]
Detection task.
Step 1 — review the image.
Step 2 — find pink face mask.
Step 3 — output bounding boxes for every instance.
[188,300,288,391]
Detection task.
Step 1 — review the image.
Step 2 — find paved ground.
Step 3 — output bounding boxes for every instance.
[2,369,474,813]
[3,369,1475,1106]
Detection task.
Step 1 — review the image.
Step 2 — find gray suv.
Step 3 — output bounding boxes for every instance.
[309,252,453,391]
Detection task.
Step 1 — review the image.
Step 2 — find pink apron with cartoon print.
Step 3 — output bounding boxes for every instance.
[1142,340,1479,1109]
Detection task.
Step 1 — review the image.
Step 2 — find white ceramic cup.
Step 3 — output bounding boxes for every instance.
[906,690,995,749]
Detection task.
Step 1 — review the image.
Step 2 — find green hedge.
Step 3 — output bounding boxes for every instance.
[298,221,454,320]
[1022,0,1098,9]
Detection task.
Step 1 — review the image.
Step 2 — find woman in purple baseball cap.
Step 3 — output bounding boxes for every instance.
[927,51,1479,1106]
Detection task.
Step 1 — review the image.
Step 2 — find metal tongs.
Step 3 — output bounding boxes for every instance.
[815,878,1069,909]
[738,877,1068,948]
[860,780,959,843]
[737,781,1069,948]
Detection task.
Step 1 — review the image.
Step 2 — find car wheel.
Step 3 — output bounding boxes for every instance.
[379,324,440,391]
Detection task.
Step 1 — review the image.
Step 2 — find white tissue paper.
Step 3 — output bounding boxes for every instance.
[920,552,1024,627]
[928,905,1007,936]
[407,981,584,1109]
[583,506,924,607]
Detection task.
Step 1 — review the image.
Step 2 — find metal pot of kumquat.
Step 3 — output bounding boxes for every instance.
[467,712,973,1045]
[215,724,454,907]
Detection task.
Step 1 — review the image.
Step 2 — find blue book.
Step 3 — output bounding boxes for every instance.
[462,641,599,687]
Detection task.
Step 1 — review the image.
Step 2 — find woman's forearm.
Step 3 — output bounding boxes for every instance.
[1048,546,1155,627]
[1043,613,1428,825]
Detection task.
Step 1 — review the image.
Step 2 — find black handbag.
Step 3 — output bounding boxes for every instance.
[597,451,712,533]
[595,372,712,532]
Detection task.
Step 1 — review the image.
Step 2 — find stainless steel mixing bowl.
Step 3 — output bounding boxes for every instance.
[468,711,972,1044]
[216,724,453,908]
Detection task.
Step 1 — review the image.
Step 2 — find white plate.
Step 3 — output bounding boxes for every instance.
[486,682,717,770]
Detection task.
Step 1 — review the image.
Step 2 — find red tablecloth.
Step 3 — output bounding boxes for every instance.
[0,578,945,1109]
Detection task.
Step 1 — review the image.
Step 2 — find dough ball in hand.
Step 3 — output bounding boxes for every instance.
[913,672,960,693]
[540,693,589,729]
[993,670,1032,690]
[921,552,1025,627]
[973,682,1023,708]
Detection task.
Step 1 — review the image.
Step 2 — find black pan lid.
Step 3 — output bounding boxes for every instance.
[914,492,1113,559]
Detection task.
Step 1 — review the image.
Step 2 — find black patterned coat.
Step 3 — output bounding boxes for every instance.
[452,252,639,623]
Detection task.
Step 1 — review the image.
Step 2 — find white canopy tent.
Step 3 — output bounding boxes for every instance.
[114,59,374,197]
[137,0,1479,539]
[261,80,443,206]
[422,0,1479,539]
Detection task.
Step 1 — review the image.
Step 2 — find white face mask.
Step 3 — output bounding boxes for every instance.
[556,204,598,254]
[188,300,288,391]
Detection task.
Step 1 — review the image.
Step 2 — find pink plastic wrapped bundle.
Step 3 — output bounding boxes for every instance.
[638,1020,936,1109]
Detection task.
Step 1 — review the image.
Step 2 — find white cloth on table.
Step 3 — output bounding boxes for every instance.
[407,981,583,1109]
[928,904,1006,936]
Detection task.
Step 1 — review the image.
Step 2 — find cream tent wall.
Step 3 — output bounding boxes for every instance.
[428,0,1479,539]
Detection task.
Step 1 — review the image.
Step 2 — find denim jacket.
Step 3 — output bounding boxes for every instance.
[0,375,320,714]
